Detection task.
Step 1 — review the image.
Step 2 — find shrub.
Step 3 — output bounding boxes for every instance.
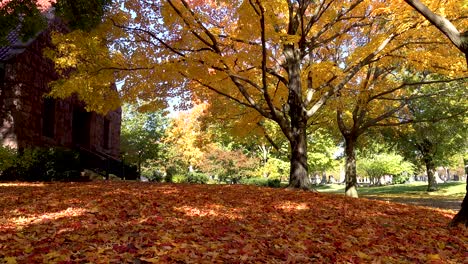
[0,146,17,173]
[186,172,209,184]
[240,177,281,188]
[164,173,173,183]
[172,174,188,183]
[393,172,411,184]
[148,170,165,182]
[1,147,82,182]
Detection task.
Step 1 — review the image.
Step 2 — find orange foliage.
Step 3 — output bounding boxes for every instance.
[0,182,466,263]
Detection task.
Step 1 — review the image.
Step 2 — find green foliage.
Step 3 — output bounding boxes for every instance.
[357,152,415,184]
[142,170,164,183]
[0,0,110,45]
[0,146,17,172]
[171,172,209,184]
[121,105,169,175]
[307,129,340,173]
[391,79,468,169]
[172,174,187,184]
[255,157,289,181]
[186,172,210,184]
[1,147,82,182]
[0,0,47,45]
[53,0,112,31]
[240,177,281,188]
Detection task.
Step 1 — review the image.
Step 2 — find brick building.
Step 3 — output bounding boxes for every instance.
[0,2,122,173]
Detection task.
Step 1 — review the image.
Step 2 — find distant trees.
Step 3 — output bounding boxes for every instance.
[120,104,169,178]
[357,152,415,185]
[390,80,467,192]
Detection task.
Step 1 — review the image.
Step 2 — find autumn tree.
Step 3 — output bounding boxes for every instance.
[403,0,468,227]
[200,143,259,184]
[163,103,211,174]
[44,0,466,190]
[404,0,468,64]
[333,0,467,196]
[336,68,466,197]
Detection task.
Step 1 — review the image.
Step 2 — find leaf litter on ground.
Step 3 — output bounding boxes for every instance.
[0,182,467,263]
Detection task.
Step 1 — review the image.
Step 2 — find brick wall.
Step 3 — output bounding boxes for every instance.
[0,25,121,159]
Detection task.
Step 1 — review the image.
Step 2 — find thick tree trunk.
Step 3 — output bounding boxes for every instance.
[344,136,359,198]
[288,126,310,189]
[284,43,310,190]
[424,156,438,192]
[450,159,468,227]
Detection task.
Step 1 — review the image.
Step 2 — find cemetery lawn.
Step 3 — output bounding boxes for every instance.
[317,182,466,211]
[1,182,467,263]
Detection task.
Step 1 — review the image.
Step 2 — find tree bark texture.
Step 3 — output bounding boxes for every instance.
[288,125,310,189]
[450,159,468,227]
[344,136,359,198]
[424,156,438,192]
[284,44,311,190]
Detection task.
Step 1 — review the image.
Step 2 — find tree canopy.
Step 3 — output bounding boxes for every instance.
[43,0,466,189]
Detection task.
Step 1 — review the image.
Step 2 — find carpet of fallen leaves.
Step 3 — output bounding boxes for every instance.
[0,182,467,263]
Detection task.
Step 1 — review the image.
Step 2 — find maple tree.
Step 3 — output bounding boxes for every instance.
[200,143,259,184]
[404,0,468,64]
[402,0,468,227]
[44,0,466,190]
[163,103,212,174]
[336,69,467,197]
[394,84,467,191]
[1,181,467,262]
[327,0,467,197]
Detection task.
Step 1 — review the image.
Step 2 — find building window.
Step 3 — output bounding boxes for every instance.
[103,118,110,149]
[42,98,56,138]
[72,108,91,147]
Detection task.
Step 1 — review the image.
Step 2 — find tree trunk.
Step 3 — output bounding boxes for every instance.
[259,144,270,178]
[288,125,310,189]
[450,158,468,227]
[284,42,310,190]
[344,136,359,198]
[424,156,438,192]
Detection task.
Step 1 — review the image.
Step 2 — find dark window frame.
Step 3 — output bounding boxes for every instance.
[42,97,56,138]
[72,107,91,147]
[103,118,110,149]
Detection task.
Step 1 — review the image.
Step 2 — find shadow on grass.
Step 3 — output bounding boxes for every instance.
[317,182,465,196]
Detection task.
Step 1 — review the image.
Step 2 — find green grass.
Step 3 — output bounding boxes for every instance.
[316,182,466,199]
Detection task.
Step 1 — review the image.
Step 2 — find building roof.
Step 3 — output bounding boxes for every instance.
[0,29,27,61]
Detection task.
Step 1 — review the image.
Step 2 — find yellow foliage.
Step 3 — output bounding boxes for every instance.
[45,0,467,136]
